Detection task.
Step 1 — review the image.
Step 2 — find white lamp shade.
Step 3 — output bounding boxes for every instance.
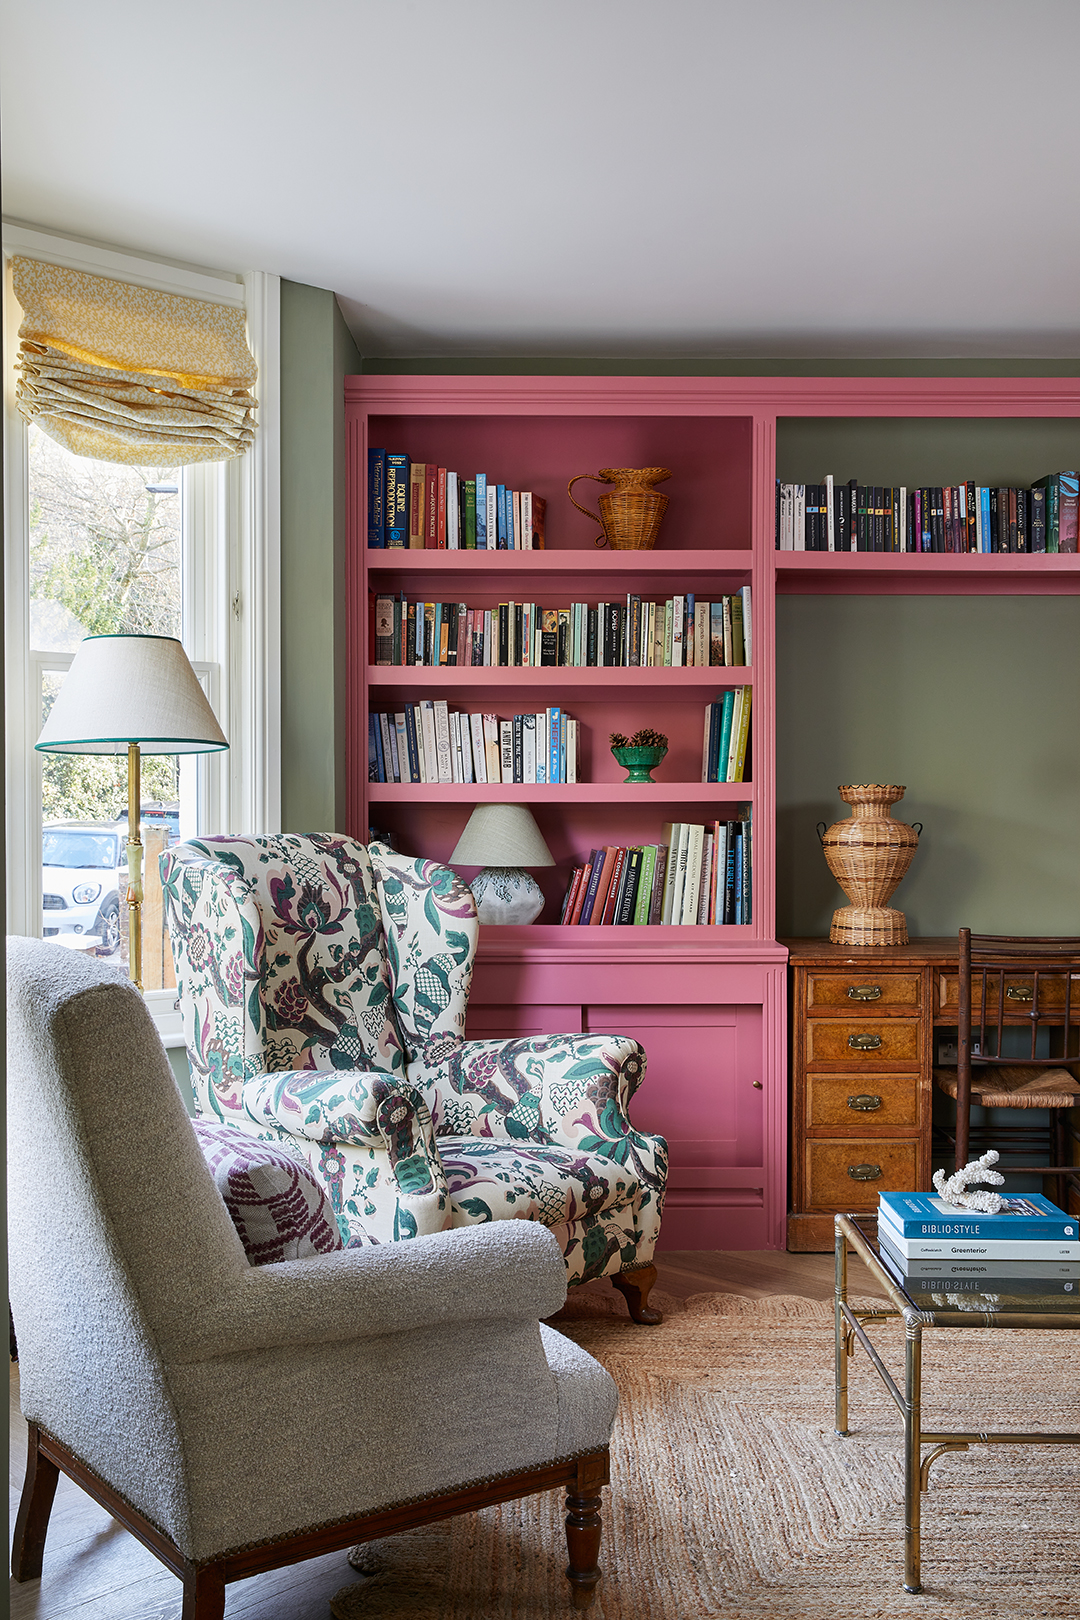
[449,803,554,868]
[35,634,228,755]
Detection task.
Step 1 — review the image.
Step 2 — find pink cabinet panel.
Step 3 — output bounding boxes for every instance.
[466,1004,583,1040]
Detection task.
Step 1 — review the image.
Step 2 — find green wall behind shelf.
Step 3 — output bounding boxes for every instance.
[775,594,1080,937]
[277,319,1080,934]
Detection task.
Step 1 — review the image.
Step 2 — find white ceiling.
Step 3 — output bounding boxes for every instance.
[3,0,1079,359]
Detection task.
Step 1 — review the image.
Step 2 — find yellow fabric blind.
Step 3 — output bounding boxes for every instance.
[11,256,258,465]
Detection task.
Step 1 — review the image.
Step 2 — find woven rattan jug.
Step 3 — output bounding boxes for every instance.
[567,466,671,549]
[817,785,921,946]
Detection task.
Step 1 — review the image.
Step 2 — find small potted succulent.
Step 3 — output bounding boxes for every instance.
[609,727,668,784]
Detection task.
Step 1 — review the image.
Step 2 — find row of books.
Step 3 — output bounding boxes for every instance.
[560,816,752,928]
[702,690,751,784]
[368,704,578,785]
[368,449,546,549]
[875,1190,1080,1299]
[775,472,1080,553]
[372,588,752,669]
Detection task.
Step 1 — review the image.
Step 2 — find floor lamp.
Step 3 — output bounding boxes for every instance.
[35,633,228,990]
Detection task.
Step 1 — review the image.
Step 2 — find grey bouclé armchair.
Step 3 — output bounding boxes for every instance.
[7,939,617,1616]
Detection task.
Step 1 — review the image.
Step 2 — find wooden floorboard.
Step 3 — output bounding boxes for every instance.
[9,1250,878,1618]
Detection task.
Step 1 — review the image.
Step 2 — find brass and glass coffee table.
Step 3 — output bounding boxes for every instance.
[834,1212,1080,1593]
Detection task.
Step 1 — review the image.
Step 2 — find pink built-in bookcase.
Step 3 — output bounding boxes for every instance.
[344,376,1080,1251]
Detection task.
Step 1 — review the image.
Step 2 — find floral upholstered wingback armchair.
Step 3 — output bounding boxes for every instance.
[161,833,668,1321]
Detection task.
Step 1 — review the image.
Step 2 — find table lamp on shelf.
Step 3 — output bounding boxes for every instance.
[35,633,229,990]
[449,803,555,924]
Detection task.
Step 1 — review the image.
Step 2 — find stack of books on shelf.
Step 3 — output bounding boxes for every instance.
[876,1190,1080,1302]
[369,704,577,785]
[368,449,546,549]
[560,814,751,927]
[775,471,1079,553]
[701,690,751,783]
[373,589,751,669]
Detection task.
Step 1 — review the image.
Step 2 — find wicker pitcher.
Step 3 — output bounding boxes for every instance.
[567,466,671,549]
[817,785,921,946]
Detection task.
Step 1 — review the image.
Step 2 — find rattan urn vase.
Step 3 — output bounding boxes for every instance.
[817,784,921,947]
[567,467,671,550]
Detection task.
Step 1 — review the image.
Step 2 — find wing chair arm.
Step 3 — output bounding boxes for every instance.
[242,1068,451,1230]
[178,1219,569,1360]
[527,1033,667,1178]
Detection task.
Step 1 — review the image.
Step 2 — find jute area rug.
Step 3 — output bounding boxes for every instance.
[330,1288,1080,1620]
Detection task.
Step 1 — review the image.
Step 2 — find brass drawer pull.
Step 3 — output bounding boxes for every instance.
[847,985,882,1001]
[1006,986,1034,1002]
[848,1163,882,1181]
[847,1093,882,1112]
[848,1033,882,1050]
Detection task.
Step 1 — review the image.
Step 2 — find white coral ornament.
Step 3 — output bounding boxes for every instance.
[931,1150,1006,1212]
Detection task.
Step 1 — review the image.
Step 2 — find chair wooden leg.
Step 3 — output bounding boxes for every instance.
[182,1561,226,1620]
[12,1423,60,1581]
[564,1456,605,1610]
[611,1262,663,1324]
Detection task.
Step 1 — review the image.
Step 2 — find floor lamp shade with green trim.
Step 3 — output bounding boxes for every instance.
[449,802,554,924]
[35,634,228,988]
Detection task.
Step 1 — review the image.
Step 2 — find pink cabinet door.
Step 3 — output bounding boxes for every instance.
[586,1002,766,1249]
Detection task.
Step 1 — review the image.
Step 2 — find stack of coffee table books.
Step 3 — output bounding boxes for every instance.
[875,1190,1080,1307]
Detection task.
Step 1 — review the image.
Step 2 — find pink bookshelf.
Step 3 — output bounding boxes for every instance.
[345,374,1080,1252]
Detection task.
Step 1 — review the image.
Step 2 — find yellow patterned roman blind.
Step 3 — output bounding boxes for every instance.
[11,256,258,465]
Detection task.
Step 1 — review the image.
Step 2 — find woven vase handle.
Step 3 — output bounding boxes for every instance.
[815,821,828,845]
[567,474,608,547]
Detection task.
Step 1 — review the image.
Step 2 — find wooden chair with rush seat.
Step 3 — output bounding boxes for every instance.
[933,929,1080,1208]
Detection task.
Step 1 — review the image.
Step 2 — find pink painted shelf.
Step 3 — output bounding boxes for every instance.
[346,372,1080,1254]
[367,781,752,805]
[776,550,1080,595]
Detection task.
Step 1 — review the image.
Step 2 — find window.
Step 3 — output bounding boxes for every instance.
[4,224,281,1030]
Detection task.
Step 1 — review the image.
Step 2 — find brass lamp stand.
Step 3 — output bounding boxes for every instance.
[35,633,228,991]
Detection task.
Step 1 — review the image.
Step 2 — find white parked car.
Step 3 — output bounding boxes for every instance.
[42,821,124,955]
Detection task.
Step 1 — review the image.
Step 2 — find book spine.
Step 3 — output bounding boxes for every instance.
[599,847,627,926]
[367,448,387,547]
[475,473,488,548]
[729,688,752,783]
[499,720,514,782]
[1030,484,1046,552]
[715,690,736,784]
[408,462,425,548]
[881,1234,1080,1260]
[374,595,394,665]
[436,467,447,548]
[1059,470,1079,553]
[424,464,438,548]
[385,454,409,546]
[560,866,585,924]
[575,851,604,925]
[463,478,477,549]
[616,847,643,925]
[633,845,657,925]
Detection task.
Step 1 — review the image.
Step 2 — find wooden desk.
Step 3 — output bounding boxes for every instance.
[783,938,957,1251]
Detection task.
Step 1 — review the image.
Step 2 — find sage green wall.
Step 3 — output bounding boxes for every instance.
[349,353,1079,936]
[279,281,361,832]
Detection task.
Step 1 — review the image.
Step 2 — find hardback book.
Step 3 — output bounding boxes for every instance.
[482,713,501,783]
[876,1227,1080,1261]
[878,1191,1076,1243]
[432,701,453,784]
[1030,483,1047,552]
[616,847,645,925]
[469,713,487,784]
[367,448,387,548]
[529,494,547,549]
[548,707,561,784]
[393,713,410,783]
[722,597,733,666]
[680,823,705,925]
[714,690,736,783]
[408,462,426,548]
[730,593,745,666]
[1059,470,1079,553]
[436,467,447,548]
[560,866,586,924]
[463,478,477,548]
[710,600,725,666]
[511,714,524,783]
[659,822,680,924]
[565,716,578,784]
[728,688,752,783]
[520,491,532,551]
[419,700,439,784]
[876,1229,1080,1283]
[631,845,656,925]
[367,713,382,781]
[403,704,423,782]
[647,843,668,924]
[475,473,488,548]
[738,586,752,664]
[385,454,409,547]
[522,711,536,784]
[374,595,394,665]
[486,484,498,553]
[499,720,514,782]
[697,832,714,924]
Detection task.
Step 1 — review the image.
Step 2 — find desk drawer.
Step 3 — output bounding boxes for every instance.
[805,1018,920,1066]
[807,1072,920,1128]
[805,1140,919,1211]
[937,971,1078,1015]
[807,972,921,1011]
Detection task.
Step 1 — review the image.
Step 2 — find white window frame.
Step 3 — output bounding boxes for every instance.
[3,223,281,1035]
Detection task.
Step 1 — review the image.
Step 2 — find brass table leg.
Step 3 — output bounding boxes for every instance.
[835,1218,849,1436]
[904,1313,923,1594]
